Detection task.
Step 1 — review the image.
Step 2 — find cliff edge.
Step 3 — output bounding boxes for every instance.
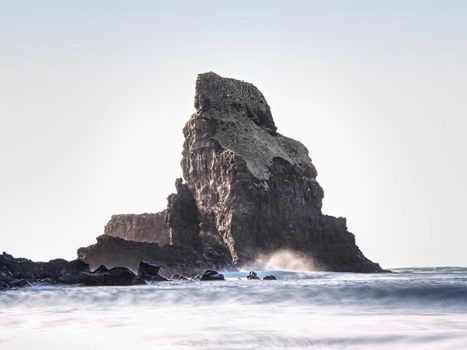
[78,72,383,274]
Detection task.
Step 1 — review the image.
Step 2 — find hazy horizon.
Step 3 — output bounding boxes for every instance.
[1,1,466,268]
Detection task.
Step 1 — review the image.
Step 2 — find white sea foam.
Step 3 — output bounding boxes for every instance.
[1,268,467,349]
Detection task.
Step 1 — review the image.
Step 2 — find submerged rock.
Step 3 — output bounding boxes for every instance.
[201,270,225,281]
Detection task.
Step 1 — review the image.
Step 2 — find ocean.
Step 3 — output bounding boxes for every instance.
[1,267,467,349]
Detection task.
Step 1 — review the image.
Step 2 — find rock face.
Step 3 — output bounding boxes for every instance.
[78,72,383,274]
[0,252,166,288]
[77,234,234,277]
[104,212,169,245]
[0,252,69,281]
[180,72,382,272]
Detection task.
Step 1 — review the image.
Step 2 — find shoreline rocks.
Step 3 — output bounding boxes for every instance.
[201,270,225,281]
[263,275,277,280]
[136,261,168,283]
[0,252,169,289]
[247,271,260,280]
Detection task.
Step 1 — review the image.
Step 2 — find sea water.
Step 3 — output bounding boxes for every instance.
[1,267,467,349]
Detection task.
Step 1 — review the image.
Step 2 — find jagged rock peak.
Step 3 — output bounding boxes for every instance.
[188,72,315,181]
[194,72,276,133]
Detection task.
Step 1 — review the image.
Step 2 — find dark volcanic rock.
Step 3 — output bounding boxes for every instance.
[0,253,150,288]
[93,265,109,273]
[0,253,99,288]
[79,267,137,286]
[58,259,91,284]
[263,275,277,280]
[136,261,167,283]
[180,72,383,272]
[78,72,384,274]
[104,212,170,245]
[201,270,225,281]
[78,234,235,277]
[166,178,202,248]
[247,271,260,280]
[0,270,14,289]
[1,252,69,280]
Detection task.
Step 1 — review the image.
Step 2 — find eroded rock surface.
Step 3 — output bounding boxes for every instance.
[180,72,382,272]
[78,72,383,274]
[104,212,169,245]
[77,234,235,277]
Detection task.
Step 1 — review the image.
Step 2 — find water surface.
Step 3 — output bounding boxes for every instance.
[1,267,467,349]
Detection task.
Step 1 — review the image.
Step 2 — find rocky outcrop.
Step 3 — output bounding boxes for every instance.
[77,234,235,277]
[104,212,169,245]
[0,252,69,281]
[201,270,225,281]
[79,267,137,286]
[136,261,167,282]
[78,72,384,274]
[180,72,382,272]
[0,252,171,288]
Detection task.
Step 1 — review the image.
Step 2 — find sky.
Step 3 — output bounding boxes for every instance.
[1,1,466,267]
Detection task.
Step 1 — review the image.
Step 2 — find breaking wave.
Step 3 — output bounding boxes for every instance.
[1,267,467,349]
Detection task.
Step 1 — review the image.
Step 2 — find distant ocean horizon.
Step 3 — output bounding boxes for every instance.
[1,266,467,349]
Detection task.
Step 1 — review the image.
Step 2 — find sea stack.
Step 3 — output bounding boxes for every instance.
[78,72,383,274]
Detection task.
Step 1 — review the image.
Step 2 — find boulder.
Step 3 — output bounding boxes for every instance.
[59,260,91,284]
[201,270,225,281]
[93,265,109,273]
[136,261,167,283]
[247,271,260,280]
[263,275,277,280]
[79,267,136,286]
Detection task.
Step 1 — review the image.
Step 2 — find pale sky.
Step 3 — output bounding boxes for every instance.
[1,1,466,267]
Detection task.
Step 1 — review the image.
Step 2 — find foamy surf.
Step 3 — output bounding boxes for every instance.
[1,267,466,349]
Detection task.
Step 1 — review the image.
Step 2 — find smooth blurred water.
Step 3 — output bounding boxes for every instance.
[1,267,467,349]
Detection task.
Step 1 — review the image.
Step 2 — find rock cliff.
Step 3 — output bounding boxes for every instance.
[104,212,169,245]
[78,72,383,274]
